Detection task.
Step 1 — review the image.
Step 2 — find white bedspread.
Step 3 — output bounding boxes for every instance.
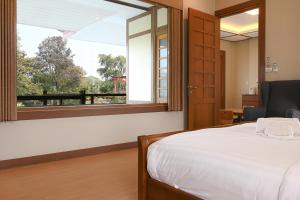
[147,123,300,200]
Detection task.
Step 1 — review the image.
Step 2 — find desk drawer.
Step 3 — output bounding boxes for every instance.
[242,95,260,107]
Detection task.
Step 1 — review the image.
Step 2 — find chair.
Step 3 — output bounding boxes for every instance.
[244,80,300,121]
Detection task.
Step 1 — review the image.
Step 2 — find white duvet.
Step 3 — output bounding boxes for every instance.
[147,123,300,200]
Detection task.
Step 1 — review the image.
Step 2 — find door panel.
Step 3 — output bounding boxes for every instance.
[188,8,221,130]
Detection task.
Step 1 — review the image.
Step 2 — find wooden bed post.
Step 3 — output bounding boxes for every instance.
[138,136,149,200]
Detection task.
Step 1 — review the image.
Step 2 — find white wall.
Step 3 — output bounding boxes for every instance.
[0,112,183,160]
[0,0,216,161]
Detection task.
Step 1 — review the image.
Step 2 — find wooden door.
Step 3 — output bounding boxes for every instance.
[220,50,226,109]
[188,8,221,130]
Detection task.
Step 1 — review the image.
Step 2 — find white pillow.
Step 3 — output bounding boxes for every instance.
[256,118,300,135]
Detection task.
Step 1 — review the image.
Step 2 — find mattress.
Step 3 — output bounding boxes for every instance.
[147,123,300,200]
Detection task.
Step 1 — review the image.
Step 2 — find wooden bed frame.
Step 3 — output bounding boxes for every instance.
[138,130,202,200]
[138,124,239,200]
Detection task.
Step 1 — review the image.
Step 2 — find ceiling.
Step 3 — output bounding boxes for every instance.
[17,0,154,46]
[221,9,259,42]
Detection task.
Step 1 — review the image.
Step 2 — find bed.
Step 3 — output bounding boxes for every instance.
[138,123,300,200]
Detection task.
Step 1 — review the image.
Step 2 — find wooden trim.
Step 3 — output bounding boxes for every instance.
[143,0,183,10]
[258,0,266,84]
[0,0,17,122]
[220,50,226,109]
[0,141,137,170]
[17,103,168,120]
[168,8,183,111]
[156,25,168,35]
[128,29,152,39]
[215,0,261,17]
[215,0,266,84]
[156,33,168,103]
[148,179,202,200]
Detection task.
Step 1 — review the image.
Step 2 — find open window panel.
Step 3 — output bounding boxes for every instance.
[16,0,168,107]
[127,7,169,104]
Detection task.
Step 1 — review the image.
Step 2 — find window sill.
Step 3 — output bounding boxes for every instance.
[17,103,168,120]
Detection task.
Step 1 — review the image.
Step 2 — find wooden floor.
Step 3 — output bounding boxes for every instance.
[0,148,138,200]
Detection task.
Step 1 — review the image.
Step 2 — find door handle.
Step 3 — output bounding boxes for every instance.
[188,85,198,89]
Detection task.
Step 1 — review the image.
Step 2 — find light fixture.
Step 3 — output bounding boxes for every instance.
[221,22,258,34]
[245,8,259,16]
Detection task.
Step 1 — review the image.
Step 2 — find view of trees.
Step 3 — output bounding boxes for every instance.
[17,36,126,96]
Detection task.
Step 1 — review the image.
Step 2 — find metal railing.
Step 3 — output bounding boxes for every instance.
[17,90,126,106]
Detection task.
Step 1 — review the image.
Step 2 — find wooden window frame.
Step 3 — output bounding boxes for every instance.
[156,32,168,103]
[1,0,182,121]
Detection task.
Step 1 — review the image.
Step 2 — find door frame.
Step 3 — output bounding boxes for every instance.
[220,50,226,109]
[215,0,266,85]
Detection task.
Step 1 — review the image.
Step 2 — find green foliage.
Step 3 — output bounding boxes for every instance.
[33,36,85,93]
[17,36,126,101]
[17,49,41,95]
[80,76,103,93]
[97,54,126,81]
[97,54,126,93]
[99,80,114,94]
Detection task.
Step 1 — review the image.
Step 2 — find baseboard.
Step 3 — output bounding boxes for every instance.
[0,141,137,170]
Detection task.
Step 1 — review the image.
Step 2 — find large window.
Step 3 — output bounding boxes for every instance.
[16,0,168,107]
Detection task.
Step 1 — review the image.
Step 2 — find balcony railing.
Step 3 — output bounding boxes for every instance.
[17,90,126,107]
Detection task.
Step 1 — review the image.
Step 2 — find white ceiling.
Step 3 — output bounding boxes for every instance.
[221,9,259,42]
[222,12,258,28]
[17,0,153,46]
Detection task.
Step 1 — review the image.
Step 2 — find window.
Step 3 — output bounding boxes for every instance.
[157,34,168,103]
[16,0,169,107]
[0,0,183,121]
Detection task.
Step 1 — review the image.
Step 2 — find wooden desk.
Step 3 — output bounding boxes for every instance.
[242,95,260,107]
[219,108,243,125]
[221,108,243,115]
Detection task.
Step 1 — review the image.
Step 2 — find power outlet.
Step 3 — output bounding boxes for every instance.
[272,63,279,72]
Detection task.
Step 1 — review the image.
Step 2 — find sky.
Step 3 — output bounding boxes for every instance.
[17,24,127,78]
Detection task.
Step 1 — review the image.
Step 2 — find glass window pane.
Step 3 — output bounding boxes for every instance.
[159,89,167,98]
[129,14,152,36]
[157,8,168,28]
[160,79,167,89]
[160,59,167,68]
[160,69,167,78]
[160,48,167,58]
[128,34,153,103]
[160,39,167,48]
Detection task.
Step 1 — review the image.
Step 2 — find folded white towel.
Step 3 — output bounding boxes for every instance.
[256,118,300,136]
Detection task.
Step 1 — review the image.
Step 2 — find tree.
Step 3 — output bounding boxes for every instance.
[80,76,103,93]
[97,54,126,93]
[16,34,41,96]
[33,36,85,93]
[17,50,42,95]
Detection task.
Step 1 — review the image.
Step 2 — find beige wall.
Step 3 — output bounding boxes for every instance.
[221,38,258,108]
[216,0,300,82]
[0,0,215,161]
[215,0,249,10]
[265,0,300,80]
